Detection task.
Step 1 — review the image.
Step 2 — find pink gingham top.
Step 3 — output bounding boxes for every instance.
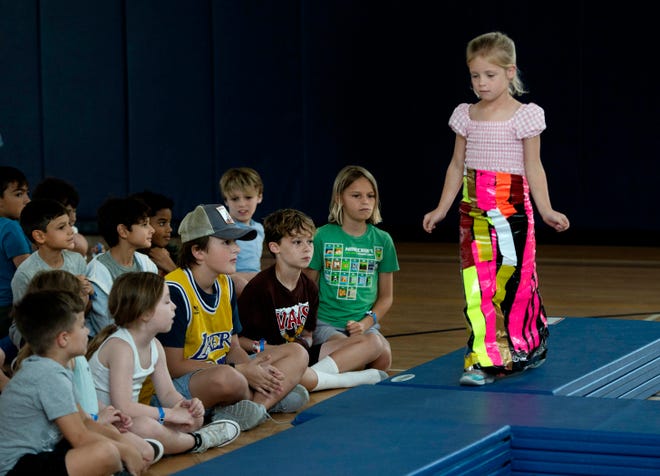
[449,102,546,176]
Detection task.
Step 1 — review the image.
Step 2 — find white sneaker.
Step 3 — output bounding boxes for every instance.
[459,368,495,386]
[212,400,269,431]
[191,419,240,453]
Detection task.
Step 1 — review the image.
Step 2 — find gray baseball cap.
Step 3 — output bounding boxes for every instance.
[178,204,257,243]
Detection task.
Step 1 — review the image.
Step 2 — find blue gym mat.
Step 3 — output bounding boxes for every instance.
[291,383,660,430]
[175,416,514,475]
[381,318,660,399]
[171,317,660,476]
[175,386,660,475]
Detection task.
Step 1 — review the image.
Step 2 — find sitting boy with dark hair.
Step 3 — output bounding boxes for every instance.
[0,165,31,337]
[130,190,177,277]
[12,198,92,305]
[32,176,89,258]
[85,196,157,336]
[1,199,93,384]
[0,290,146,476]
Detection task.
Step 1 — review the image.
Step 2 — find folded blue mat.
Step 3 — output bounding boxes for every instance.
[381,318,660,399]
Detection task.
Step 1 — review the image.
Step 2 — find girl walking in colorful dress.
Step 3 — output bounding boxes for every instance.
[422,31,569,385]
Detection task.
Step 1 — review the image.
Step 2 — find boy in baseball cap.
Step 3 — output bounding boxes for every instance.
[156,204,309,431]
[178,204,258,243]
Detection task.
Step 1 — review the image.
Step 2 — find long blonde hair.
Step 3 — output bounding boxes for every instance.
[328,165,382,225]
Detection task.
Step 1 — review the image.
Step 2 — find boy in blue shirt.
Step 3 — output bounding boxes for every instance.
[0,166,31,337]
[219,167,265,296]
[0,166,32,390]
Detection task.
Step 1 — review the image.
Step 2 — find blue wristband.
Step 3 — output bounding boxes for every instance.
[157,405,165,424]
[365,310,378,325]
[259,338,265,352]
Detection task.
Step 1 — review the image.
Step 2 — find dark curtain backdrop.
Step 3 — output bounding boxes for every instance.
[0,1,655,245]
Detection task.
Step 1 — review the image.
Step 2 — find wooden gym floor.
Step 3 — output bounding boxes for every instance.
[146,242,660,475]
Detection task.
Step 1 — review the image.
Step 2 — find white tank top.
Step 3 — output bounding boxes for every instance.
[89,327,158,406]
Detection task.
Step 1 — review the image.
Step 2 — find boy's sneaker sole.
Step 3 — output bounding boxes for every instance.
[269,384,310,413]
[212,400,269,431]
[144,438,165,464]
[459,368,495,386]
[192,419,240,453]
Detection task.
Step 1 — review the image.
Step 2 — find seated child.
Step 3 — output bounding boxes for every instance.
[1,198,92,392]
[0,166,31,387]
[9,199,93,348]
[306,165,399,371]
[239,208,388,392]
[219,167,265,296]
[0,165,32,338]
[87,271,240,455]
[157,204,309,432]
[32,176,89,258]
[0,289,146,476]
[86,196,157,336]
[130,190,178,277]
[12,269,165,466]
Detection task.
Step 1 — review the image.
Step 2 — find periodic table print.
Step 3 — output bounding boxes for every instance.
[323,243,383,300]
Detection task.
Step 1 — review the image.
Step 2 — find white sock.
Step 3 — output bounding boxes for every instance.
[311,368,385,392]
[311,356,339,374]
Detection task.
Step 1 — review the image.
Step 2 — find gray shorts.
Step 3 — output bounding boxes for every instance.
[312,320,383,346]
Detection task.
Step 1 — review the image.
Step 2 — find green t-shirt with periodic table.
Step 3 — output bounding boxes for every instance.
[309,223,399,327]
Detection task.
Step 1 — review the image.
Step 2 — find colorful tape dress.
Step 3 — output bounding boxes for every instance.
[449,102,549,376]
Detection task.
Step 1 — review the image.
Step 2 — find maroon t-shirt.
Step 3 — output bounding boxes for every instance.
[238,265,318,346]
